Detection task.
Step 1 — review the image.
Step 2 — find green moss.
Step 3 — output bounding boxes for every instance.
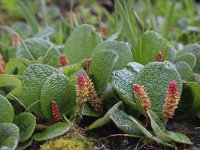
[40,133,94,150]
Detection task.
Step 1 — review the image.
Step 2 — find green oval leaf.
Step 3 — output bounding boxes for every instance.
[16,38,61,67]
[90,50,118,96]
[175,53,196,69]
[135,62,182,118]
[0,123,20,150]
[22,64,60,118]
[177,44,200,73]
[111,62,143,109]
[110,109,141,136]
[34,122,71,141]
[1,136,19,150]
[0,74,21,97]
[64,24,102,64]
[40,73,76,120]
[5,58,34,75]
[93,41,132,71]
[175,61,194,82]
[14,112,36,142]
[111,69,137,109]
[133,30,168,65]
[0,94,14,123]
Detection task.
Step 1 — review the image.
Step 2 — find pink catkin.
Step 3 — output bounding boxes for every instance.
[77,73,86,89]
[76,73,88,113]
[52,100,61,123]
[0,55,4,74]
[59,54,68,67]
[157,51,163,62]
[12,33,20,48]
[85,77,103,113]
[163,80,180,119]
[102,26,108,37]
[133,84,151,113]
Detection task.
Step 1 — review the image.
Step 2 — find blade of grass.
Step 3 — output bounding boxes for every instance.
[17,0,39,34]
[1,25,35,60]
[40,0,48,28]
[162,0,176,38]
[115,0,138,46]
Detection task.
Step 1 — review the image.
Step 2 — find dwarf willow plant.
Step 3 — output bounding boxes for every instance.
[0,1,200,149]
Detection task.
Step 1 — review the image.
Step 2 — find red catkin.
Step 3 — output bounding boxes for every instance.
[102,26,108,37]
[59,54,68,67]
[52,100,61,123]
[12,33,20,48]
[76,73,88,113]
[133,84,151,113]
[0,55,5,74]
[85,77,103,113]
[157,51,163,62]
[163,80,180,119]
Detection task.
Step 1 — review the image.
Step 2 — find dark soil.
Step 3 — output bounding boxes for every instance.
[86,118,200,150]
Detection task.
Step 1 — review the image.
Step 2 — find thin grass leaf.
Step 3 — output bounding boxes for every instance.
[162,0,176,38]
[115,0,139,46]
[17,0,39,34]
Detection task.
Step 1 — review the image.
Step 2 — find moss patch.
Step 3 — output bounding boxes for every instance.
[40,132,94,150]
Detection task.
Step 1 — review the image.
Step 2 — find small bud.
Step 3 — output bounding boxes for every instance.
[12,33,20,48]
[52,100,61,123]
[0,55,5,74]
[102,26,108,37]
[163,80,180,120]
[157,51,163,62]
[59,54,68,67]
[86,57,92,75]
[133,84,151,113]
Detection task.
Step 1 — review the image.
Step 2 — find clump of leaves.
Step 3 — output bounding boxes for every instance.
[1,1,200,149]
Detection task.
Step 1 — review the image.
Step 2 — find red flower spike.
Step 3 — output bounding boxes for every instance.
[86,58,92,75]
[0,55,4,74]
[85,77,103,113]
[157,51,163,62]
[59,54,68,67]
[102,26,108,37]
[133,84,151,113]
[134,84,141,94]
[12,33,20,48]
[52,100,61,123]
[163,80,180,120]
[76,73,88,113]
[77,73,85,89]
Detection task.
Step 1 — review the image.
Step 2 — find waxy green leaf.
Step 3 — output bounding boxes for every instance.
[90,50,118,96]
[0,94,14,123]
[93,41,132,71]
[64,24,102,64]
[14,112,36,142]
[34,122,71,141]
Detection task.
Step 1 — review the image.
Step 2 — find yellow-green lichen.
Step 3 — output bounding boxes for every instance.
[40,133,94,150]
